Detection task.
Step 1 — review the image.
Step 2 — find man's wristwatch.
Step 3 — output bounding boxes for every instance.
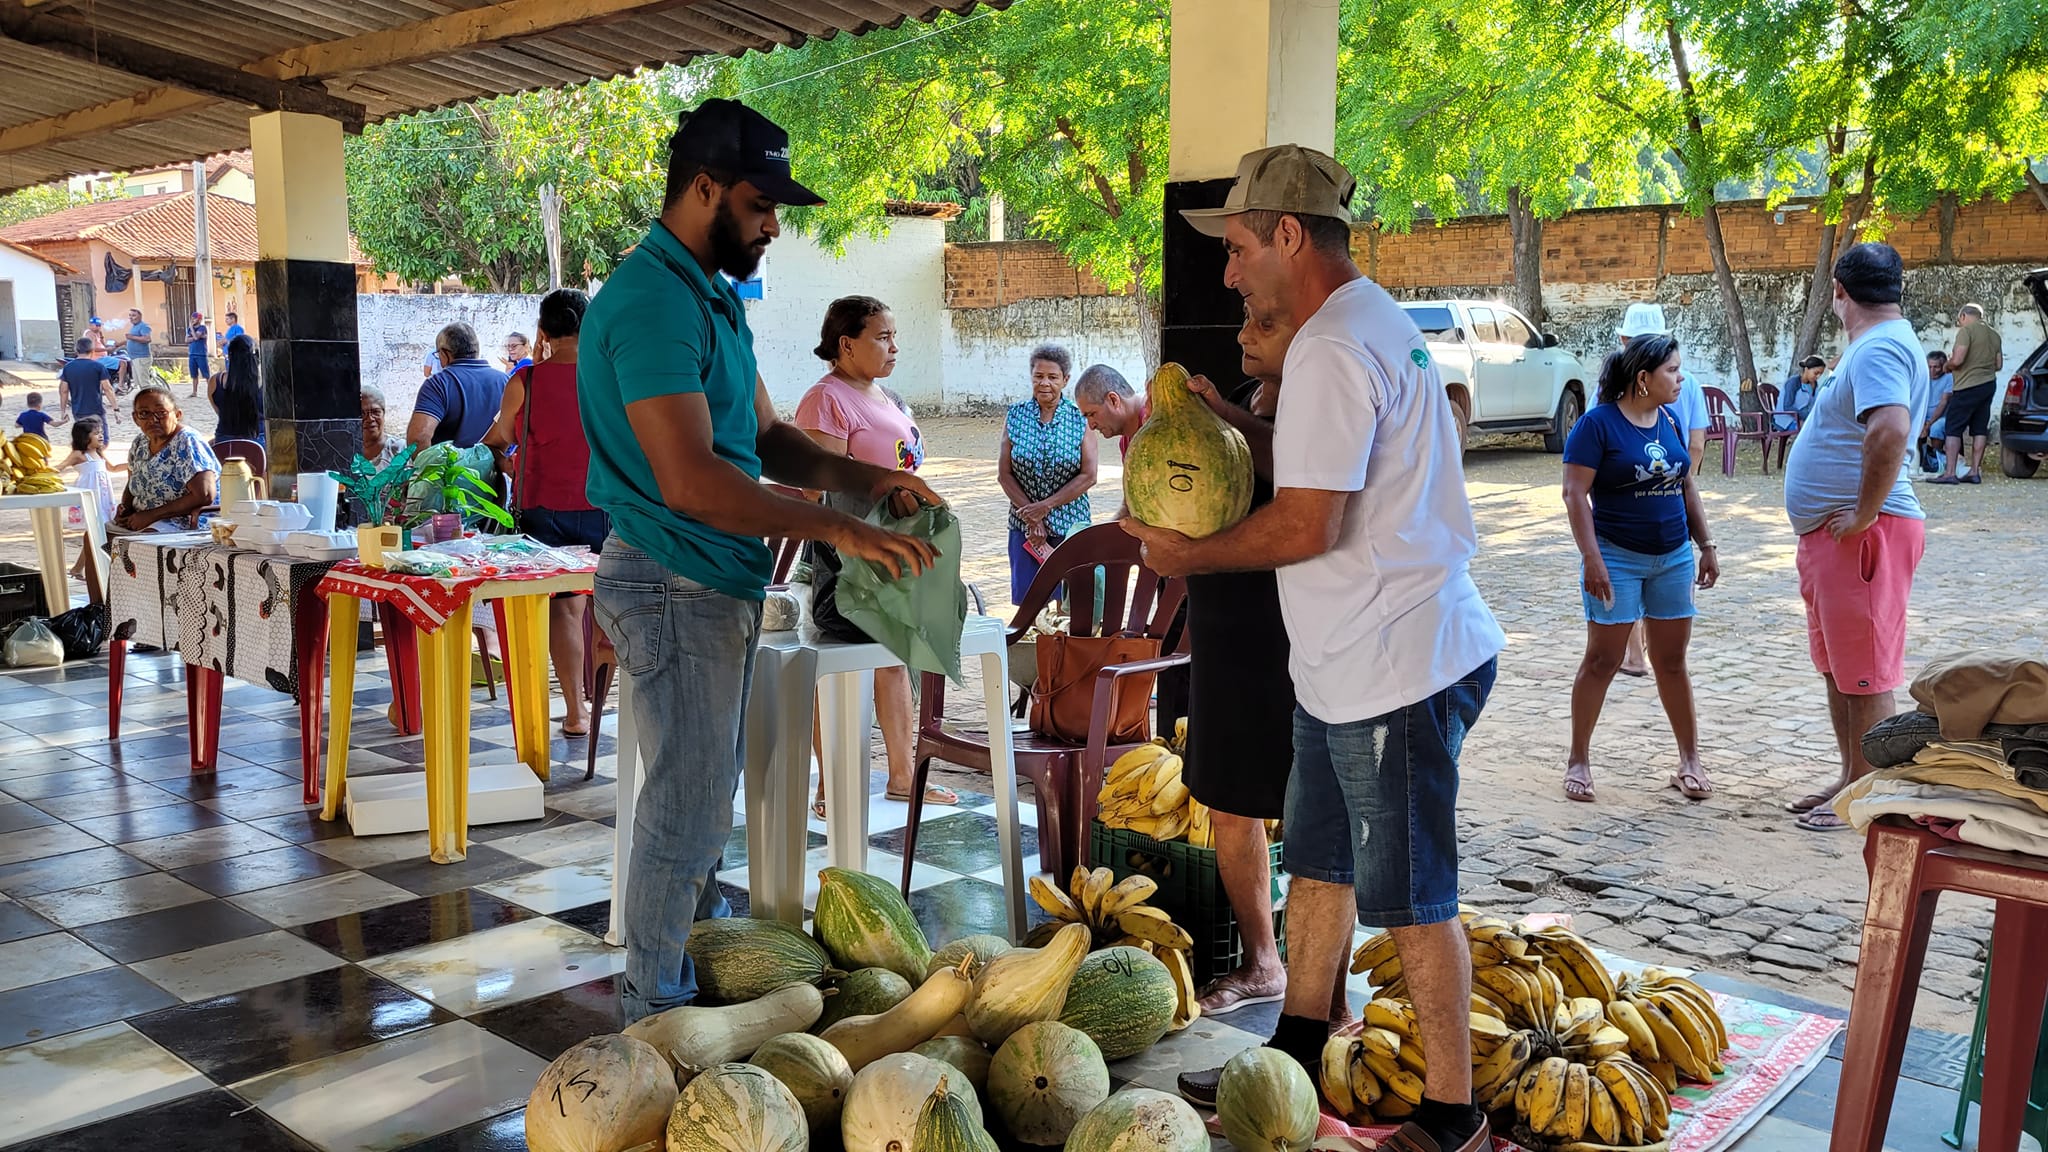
[1697,542,1717,551]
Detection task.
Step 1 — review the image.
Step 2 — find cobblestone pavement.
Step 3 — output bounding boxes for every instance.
[3,408,2035,1032]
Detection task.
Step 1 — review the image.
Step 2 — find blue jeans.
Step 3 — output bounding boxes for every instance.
[591,536,762,1020]
[1583,539,1696,625]
[1281,661,1496,928]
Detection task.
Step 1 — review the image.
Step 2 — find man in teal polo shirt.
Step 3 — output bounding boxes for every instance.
[581,99,942,1021]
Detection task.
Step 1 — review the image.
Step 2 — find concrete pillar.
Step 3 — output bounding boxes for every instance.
[1163,0,1340,383]
[249,110,360,507]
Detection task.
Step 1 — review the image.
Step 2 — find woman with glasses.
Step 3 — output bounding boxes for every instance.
[113,385,219,533]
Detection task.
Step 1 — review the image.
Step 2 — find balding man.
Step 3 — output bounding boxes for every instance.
[1931,303,2002,484]
[1073,363,1148,456]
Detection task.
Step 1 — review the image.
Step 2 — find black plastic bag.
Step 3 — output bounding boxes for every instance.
[48,603,109,660]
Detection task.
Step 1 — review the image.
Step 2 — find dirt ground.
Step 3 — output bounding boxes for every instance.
[3,386,2035,1032]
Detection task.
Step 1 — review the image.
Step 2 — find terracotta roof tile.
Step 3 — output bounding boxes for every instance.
[0,237,77,274]
[0,191,369,265]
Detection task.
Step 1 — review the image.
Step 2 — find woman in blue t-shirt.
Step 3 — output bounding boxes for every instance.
[1560,334,1721,804]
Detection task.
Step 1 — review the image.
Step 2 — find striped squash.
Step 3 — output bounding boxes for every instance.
[843,1053,984,1152]
[987,1021,1109,1146]
[1057,947,1176,1060]
[817,968,915,1032]
[814,868,933,986]
[927,935,1011,979]
[912,1037,992,1096]
[665,1063,807,1152]
[1064,1089,1210,1152]
[1214,1048,1318,1152]
[687,917,841,1003]
[912,1074,997,1152]
[750,1032,855,1132]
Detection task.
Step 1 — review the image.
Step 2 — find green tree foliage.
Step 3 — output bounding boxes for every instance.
[0,180,125,229]
[345,75,681,292]
[698,2,1169,342]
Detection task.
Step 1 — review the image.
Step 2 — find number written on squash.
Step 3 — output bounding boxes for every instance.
[1101,952,1136,976]
[553,1068,601,1115]
[1166,459,1202,493]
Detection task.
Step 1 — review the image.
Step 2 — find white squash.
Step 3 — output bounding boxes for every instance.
[665,1062,808,1152]
[624,982,824,1084]
[525,1034,676,1152]
[842,1052,985,1152]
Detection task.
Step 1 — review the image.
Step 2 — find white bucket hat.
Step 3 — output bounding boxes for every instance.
[1617,302,1671,339]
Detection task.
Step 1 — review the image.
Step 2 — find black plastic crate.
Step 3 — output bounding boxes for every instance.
[0,562,42,630]
[1090,819,1287,986]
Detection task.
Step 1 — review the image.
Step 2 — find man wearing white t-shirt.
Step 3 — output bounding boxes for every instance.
[1124,145,1505,1152]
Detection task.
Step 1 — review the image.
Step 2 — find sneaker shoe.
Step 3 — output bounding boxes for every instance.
[1176,1066,1221,1108]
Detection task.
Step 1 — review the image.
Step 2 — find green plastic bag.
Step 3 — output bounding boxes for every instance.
[836,500,967,683]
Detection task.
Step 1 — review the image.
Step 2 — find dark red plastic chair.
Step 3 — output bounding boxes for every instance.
[1832,819,2048,1152]
[1756,383,1800,472]
[905,523,1188,887]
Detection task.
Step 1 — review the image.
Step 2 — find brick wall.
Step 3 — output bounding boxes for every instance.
[944,240,1120,308]
[1362,195,2048,288]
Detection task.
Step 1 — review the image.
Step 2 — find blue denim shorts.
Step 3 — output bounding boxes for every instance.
[1281,661,1495,928]
[1583,539,1695,625]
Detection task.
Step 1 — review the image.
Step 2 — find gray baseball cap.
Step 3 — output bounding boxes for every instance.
[1180,145,1357,237]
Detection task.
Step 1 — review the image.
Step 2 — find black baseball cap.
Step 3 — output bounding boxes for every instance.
[669,99,824,207]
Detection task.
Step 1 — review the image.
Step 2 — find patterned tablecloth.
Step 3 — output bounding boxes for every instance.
[316,557,598,634]
[109,533,337,698]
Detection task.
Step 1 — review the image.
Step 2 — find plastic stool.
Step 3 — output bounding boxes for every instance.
[1833,819,2048,1152]
[1945,944,2048,1149]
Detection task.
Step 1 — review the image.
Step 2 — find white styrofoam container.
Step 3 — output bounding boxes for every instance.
[343,762,545,836]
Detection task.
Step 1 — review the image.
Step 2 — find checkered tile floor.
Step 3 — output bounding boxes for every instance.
[0,654,1973,1152]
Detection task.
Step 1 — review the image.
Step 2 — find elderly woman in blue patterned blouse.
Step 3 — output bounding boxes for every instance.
[997,344,1097,603]
[114,385,220,532]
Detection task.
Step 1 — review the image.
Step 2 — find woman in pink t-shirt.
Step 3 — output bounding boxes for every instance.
[795,296,955,815]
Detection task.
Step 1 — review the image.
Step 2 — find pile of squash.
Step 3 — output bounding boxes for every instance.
[526,867,1202,1152]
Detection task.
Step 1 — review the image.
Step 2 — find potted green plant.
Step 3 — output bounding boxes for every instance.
[399,446,514,536]
[330,446,417,567]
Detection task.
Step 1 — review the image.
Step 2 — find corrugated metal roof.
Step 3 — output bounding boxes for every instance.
[0,191,370,265]
[0,1,1008,195]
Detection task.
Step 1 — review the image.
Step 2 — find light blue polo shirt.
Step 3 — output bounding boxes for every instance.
[580,221,772,599]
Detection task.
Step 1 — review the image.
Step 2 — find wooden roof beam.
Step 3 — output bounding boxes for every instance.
[0,4,366,129]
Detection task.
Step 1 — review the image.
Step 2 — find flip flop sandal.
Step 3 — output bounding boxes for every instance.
[811,799,828,821]
[1796,807,1851,832]
[1195,972,1287,1016]
[885,785,959,806]
[1618,665,1650,678]
[1563,769,1596,803]
[1669,770,1715,800]
[1786,789,1839,813]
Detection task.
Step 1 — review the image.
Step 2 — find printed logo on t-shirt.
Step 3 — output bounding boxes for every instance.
[1410,349,1429,368]
[1635,441,1677,484]
[896,432,925,472]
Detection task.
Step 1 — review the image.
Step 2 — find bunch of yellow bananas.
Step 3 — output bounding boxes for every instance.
[1338,916,1719,1148]
[1610,968,1728,1089]
[1096,740,1199,843]
[2,434,63,495]
[1027,865,1201,1030]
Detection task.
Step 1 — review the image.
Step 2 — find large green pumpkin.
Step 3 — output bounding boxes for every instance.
[686,917,841,1003]
[1057,947,1177,1061]
[665,1063,807,1152]
[817,968,916,1032]
[750,1032,855,1133]
[1123,362,1254,539]
[1214,1047,1318,1152]
[814,867,934,986]
[1064,1089,1210,1152]
[986,1021,1109,1146]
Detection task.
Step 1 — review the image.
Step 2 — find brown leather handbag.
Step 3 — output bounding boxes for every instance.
[1029,632,1159,745]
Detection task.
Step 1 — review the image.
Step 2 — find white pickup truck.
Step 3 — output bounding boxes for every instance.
[1399,300,1590,453]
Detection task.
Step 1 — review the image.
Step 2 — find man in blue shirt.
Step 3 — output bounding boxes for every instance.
[217,311,245,351]
[121,308,153,390]
[1916,351,1952,476]
[580,99,940,1020]
[59,338,116,426]
[407,323,508,450]
[184,312,209,398]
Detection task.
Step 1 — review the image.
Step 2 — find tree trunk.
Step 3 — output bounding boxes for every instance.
[2027,166,2048,212]
[1133,257,1161,375]
[1792,126,1847,364]
[1506,187,1545,327]
[1666,21,1760,393]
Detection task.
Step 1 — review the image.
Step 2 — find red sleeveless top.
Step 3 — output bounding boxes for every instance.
[513,363,596,512]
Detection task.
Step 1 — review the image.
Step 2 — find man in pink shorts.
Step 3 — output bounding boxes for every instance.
[1781,241,1929,830]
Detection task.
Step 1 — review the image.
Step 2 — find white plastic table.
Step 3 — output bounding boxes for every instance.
[606,614,1025,945]
[0,489,106,610]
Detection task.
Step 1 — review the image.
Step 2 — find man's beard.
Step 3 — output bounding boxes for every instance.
[711,197,768,280]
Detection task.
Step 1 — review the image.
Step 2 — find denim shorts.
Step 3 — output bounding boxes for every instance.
[1281,661,1495,928]
[1583,539,1695,625]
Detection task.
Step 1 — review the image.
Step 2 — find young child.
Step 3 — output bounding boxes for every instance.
[60,417,123,579]
[15,393,55,441]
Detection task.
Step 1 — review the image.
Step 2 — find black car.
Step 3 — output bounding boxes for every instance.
[1999,267,2048,478]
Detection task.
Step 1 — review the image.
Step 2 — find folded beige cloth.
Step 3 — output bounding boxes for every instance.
[1910,652,2048,740]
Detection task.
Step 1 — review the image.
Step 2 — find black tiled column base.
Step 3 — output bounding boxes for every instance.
[256,257,363,502]
[1162,179,1248,385]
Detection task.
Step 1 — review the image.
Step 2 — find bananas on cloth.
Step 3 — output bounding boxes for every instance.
[2,434,63,495]
[1027,865,1201,1031]
[1325,914,1726,1149]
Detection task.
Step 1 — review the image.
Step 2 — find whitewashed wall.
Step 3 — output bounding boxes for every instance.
[939,295,1150,412]
[357,292,546,419]
[0,245,61,361]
